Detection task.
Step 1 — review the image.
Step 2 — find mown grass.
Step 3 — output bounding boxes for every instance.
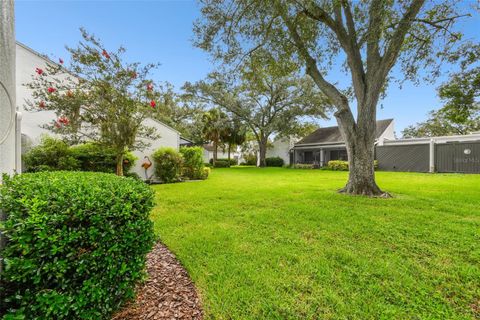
[151,167,480,319]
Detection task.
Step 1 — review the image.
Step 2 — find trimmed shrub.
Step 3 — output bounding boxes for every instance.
[23,137,136,174]
[209,158,237,166]
[324,160,379,171]
[292,164,315,169]
[180,146,206,180]
[23,136,79,172]
[242,153,257,166]
[212,160,230,168]
[326,160,349,171]
[265,157,284,167]
[202,167,211,179]
[69,143,136,174]
[152,147,184,183]
[0,171,155,319]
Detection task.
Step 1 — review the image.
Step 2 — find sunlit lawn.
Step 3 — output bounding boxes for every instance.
[151,167,479,319]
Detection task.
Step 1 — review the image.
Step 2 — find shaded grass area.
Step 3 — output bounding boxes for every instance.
[151,167,480,319]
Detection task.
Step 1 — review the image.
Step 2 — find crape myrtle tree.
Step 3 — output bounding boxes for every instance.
[25,29,161,176]
[194,0,472,195]
[184,51,329,167]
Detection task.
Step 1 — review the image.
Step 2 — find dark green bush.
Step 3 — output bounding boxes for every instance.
[23,136,80,172]
[265,157,284,167]
[152,147,184,183]
[23,137,136,174]
[180,146,206,180]
[242,153,257,166]
[0,171,155,319]
[212,160,230,168]
[209,158,237,166]
[68,143,136,174]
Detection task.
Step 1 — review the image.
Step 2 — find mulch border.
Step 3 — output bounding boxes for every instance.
[112,242,203,320]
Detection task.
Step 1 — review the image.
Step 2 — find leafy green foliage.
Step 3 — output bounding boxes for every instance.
[403,65,480,138]
[0,171,155,319]
[69,143,136,174]
[23,136,79,172]
[211,160,230,168]
[291,163,314,169]
[152,147,184,183]
[325,160,378,171]
[180,146,206,180]
[23,137,136,174]
[326,160,349,171]
[241,153,257,166]
[265,157,284,167]
[209,158,237,166]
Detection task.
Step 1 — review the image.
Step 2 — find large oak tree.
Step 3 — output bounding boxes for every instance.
[194,0,471,195]
[184,51,329,167]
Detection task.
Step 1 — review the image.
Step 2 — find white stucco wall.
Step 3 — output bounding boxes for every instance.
[266,138,294,165]
[16,43,60,147]
[132,118,180,179]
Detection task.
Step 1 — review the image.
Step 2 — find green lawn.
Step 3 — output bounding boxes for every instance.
[151,167,480,319]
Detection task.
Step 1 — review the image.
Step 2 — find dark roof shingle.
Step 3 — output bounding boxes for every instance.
[297,119,393,145]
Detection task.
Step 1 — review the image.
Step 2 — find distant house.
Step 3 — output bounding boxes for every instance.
[290,119,395,166]
[16,42,181,179]
[203,144,240,164]
[267,137,298,165]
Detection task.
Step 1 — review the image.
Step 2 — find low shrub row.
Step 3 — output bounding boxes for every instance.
[209,158,237,167]
[291,163,315,169]
[23,136,135,174]
[324,160,379,171]
[0,171,155,319]
[152,146,209,183]
[265,157,284,167]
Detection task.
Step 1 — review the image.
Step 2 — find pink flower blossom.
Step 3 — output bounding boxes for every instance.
[39,101,46,109]
[35,68,43,75]
[147,83,154,91]
[102,49,110,59]
[48,87,56,93]
[150,100,156,108]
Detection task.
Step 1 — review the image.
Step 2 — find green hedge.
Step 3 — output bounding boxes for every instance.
[69,143,136,174]
[180,147,206,180]
[209,158,236,166]
[23,137,136,174]
[265,157,284,167]
[325,160,379,171]
[152,147,184,183]
[0,171,155,319]
[291,164,314,169]
[212,160,231,168]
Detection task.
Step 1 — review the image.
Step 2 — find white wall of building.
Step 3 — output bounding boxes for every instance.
[132,118,180,179]
[16,43,60,148]
[266,137,296,165]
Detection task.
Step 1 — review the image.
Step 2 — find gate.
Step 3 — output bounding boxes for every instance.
[435,142,480,173]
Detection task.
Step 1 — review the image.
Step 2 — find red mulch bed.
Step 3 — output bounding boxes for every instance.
[112,243,203,320]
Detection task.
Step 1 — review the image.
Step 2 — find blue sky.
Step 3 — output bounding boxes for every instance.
[15,0,480,135]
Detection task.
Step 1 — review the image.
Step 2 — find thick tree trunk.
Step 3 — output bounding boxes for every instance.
[339,137,384,196]
[227,144,231,162]
[336,108,389,197]
[116,153,124,176]
[258,136,268,167]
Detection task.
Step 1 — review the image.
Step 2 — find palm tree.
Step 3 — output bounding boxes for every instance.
[222,118,247,163]
[201,108,228,164]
